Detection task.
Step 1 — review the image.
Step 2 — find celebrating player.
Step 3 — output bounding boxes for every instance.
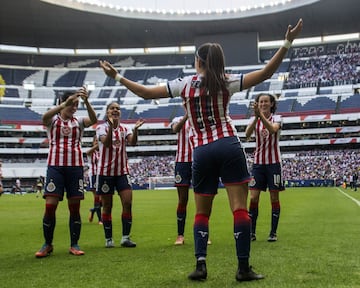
[100,18,302,281]
[171,112,193,245]
[246,93,284,242]
[86,135,102,224]
[35,87,97,258]
[96,102,144,248]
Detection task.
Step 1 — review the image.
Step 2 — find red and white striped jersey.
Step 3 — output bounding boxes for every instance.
[171,116,193,163]
[46,114,85,166]
[167,74,243,147]
[251,114,282,165]
[88,149,99,177]
[96,122,132,176]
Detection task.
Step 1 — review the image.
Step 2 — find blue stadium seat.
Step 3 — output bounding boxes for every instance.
[229,103,249,118]
[0,107,41,123]
[4,88,19,98]
[293,96,337,114]
[339,94,360,113]
[145,68,182,85]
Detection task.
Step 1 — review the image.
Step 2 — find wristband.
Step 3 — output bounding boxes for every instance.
[60,102,66,109]
[282,39,292,49]
[115,73,123,82]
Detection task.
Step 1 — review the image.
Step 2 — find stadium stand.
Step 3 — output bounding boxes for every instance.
[0,40,359,190]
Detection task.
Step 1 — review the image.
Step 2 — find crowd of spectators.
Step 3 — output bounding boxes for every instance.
[129,155,175,188]
[284,52,360,89]
[1,149,359,190]
[280,149,359,185]
[126,148,359,187]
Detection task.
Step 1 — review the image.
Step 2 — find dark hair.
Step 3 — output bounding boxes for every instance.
[105,101,120,120]
[196,43,226,97]
[254,93,277,113]
[106,101,119,111]
[60,91,76,103]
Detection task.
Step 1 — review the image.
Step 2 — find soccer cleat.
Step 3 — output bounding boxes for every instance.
[174,235,184,245]
[188,260,207,281]
[120,238,137,248]
[251,233,257,241]
[35,244,53,258]
[105,238,115,248]
[69,244,85,256]
[98,221,103,225]
[88,209,94,222]
[236,266,264,282]
[267,233,277,242]
[207,239,212,245]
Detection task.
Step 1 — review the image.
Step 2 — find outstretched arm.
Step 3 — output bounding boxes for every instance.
[243,18,303,90]
[100,61,169,99]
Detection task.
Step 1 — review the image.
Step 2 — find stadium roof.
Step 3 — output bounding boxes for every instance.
[0,0,359,50]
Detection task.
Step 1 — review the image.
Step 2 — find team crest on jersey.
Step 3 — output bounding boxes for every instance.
[101,182,110,193]
[175,173,182,184]
[249,178,256,187]
[261,129,269,139]
[46,180,56,192]
[61,126,71,136]
[78,179,84,194]
[114,139,121,148]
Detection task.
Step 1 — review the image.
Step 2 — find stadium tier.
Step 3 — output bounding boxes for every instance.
[0,41,359,190]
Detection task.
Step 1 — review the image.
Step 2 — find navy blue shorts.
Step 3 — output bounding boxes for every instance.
[192,136,250,195]
[249,163,285,192]
[44,166,85,201]
[96,175,132,195]
[174,162,192,187]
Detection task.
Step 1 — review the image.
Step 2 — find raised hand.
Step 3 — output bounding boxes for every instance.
[285,18,303,42]
[99,60,118,79]
[78,86,89,102]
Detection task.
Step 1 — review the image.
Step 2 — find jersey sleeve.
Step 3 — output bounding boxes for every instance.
[167,76,191,98]
[227,74,244,94]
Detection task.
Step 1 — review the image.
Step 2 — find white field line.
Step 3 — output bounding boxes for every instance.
[336,187,360,207]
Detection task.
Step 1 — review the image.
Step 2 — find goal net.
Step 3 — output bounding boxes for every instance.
[148,176,175,190]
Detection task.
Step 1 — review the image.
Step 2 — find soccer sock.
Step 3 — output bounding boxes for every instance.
[271,201,281,235]
[68,202,81,246]
[193,213,209,259]
[233,209,251,268]
[176,204,187,236]
[249,201,259,235]
[95,196,102,221]
[43,203,57,245]
[102,213,112,239]
[122,212,132,236]
[95,207,102,222]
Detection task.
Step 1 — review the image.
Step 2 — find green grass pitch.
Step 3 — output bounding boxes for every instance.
[0,187,359,288]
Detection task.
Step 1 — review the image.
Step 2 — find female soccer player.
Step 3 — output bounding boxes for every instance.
[35,87,97,257]
[86,135,102,224]
[100,18,302,281]
[171,113,193,245]
[96,102,144,248]
[246,93,284,242]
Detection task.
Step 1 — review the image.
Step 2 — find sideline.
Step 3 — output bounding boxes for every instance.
[336,187,360,207]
